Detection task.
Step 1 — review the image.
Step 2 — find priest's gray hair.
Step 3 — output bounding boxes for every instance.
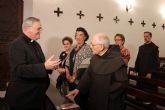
[93,33,110,48]
[22,17,40,30]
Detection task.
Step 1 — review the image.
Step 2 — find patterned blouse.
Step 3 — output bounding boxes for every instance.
[120,46,130,65]
[66,43,93,74]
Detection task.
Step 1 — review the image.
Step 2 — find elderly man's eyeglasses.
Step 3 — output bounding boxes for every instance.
[90,43,102,47]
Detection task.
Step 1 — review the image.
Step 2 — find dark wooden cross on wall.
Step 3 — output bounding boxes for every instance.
[141,20,146,27]
[97,13,103,22]
[152,22,156,28]
[76,10,84,19]
[162,24,165,30]
[113,16,119,23]
[54,7,63,17]
[128,18,134,25]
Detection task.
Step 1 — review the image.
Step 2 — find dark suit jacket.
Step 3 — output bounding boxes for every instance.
[135,42,159,78]
[6,34,52,109]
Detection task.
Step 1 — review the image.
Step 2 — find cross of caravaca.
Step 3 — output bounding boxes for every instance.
[76,10,84,19]
[97,13,103,22]
[54,7,63,17]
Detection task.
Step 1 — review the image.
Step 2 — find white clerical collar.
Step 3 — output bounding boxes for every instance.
[30,40,34,43]
[98,48,108,56]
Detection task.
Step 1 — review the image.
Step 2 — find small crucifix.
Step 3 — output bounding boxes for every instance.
[152,22,156,28]
[97,13,103,22]
[162,24,165,30]
[113,16,120,23]
[54,7,63,17]
[128,18,134,25]
[76,10,84,19]
[141,20,146,27]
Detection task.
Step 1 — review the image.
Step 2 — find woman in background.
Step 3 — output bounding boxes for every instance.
[65,27,93,110]
[65,27,92,90]
[56,36,73,95]
[114,33,130,65]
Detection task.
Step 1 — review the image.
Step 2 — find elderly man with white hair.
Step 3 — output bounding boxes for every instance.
[67,33,128,110]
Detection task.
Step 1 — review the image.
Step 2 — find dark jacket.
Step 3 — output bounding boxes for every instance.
[77,45,128,110]
[135,42,159,78]
[56,51,67,89]
[6,34,52,109]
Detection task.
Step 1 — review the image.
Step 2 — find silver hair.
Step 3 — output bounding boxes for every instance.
[94,33,110,48]
[22,17,40,30]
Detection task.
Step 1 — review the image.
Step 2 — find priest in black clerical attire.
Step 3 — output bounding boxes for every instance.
[135,31,159,91]
[67,33,128,110]
[5,17,60,110]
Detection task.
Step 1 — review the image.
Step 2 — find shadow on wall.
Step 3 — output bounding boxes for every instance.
[126,44,137,67]
[45,36,63,58]
[45,36,63,85]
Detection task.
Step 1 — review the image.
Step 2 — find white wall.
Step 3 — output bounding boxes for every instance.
[23,0,33,19]
[24,0,165,81]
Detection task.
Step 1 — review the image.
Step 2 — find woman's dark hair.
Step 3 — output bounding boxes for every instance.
[75,27,89,41]
[62,36,73,44]
[114,33,125,44]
